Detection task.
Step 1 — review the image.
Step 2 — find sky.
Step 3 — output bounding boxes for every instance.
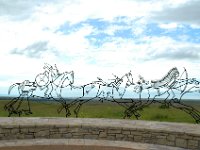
[0,0,200,98]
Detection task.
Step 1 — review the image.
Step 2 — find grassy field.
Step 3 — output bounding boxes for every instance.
[0,100,200,124]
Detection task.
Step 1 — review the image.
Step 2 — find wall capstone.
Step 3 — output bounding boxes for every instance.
[0,118,200,150]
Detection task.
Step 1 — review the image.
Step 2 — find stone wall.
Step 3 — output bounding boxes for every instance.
[0,118,200,149]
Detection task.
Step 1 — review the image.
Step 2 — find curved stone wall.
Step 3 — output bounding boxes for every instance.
[0,118,200,149]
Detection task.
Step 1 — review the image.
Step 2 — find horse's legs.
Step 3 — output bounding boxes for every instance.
[159,90,171,108]
[56,99,71,117]
[15,95,32,116]
[16,97,23,110]
[64,103,71,117]
[124,101,143,119]
[8,112,12,117]
[18,111,22,117]
[5,97,21,117]
[74,99,88,118]
[74,103,82,118]
[171,100,200,123]
[74,97,96,117]
[4,99,15,110]
[7,103,16,117]
[63,99,84,117]
[23,97,32,115]
[27,97,32,114]
[4,97,20,111]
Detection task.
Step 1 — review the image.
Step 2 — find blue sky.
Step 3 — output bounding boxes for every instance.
[0,0,200,99]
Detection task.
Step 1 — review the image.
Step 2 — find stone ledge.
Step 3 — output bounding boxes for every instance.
[0,139,187,150]
[0,118,200,149]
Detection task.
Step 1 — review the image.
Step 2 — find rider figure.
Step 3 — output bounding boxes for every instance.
[43,63,61,81]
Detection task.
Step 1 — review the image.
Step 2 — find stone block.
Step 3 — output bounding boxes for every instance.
[176,138,187,148]
[131,131,142,136]
[188,140,198,148]
[58,127,68,132]
[116,134,124,139]
[28,127,36,133]
[167,141,175,146]
[152,132,168,136]
[99,131,107,138]
[167,135,176,141]
[179,134,193,140]
[107,129,121,134]
[11,128,20,134]
[156,138,168,145]
[89,129,101,134]
[2,135,14,140]
[34,127,49,132]
[84,134,98,139]
[20,128,29,133]
[193,136,200,140]
[49,133,62,138]
[49,127,59,132]
[107,135,115,140]
[24,134,34,139]
[68,127,80,133]
[79,128,90,133]
[16,133,25,139]
[128,134,134,138]
[2,125,14,129]
[143,139,152,143]
[123,136,133,141]
[1,129,11,134]
[34,130,49,137]
[134,135,142,142]
[122,130,131,135]
[73,135,84,138]
[72,132,84,136]
[156,135,166,139]
[0,133,4,138]
[62,133,73,138]
[143,134,151,138]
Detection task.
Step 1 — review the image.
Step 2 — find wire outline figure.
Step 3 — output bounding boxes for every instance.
[4,64,200,123]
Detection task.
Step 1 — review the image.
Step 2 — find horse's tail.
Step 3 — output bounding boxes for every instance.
[8,83,20,95]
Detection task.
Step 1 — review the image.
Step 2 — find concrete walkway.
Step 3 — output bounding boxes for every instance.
[0,139,188,150]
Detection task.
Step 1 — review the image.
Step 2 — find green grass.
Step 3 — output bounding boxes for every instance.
[0,100,200,124]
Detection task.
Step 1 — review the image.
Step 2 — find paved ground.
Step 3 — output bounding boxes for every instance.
[0,139,187,150]
[0,145,134,150]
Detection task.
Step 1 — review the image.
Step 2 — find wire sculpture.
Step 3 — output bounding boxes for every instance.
[4,64,200,123]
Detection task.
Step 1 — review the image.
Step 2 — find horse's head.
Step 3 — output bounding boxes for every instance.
[70,71,74,84]
[125,71,134,86]
[133,85,142,93]
[171,67,179,79]
[43,63,53,71]
[66,71,74,85]
[137,75,146,84]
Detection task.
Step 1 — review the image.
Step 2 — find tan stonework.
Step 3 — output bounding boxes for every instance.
[0,118,200,150]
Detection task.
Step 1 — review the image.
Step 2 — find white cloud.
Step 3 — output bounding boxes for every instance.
[151,0,200,26]
[159,23,178,29]
[1,0,200,97]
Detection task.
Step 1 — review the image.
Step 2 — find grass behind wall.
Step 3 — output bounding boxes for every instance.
[0,100,200,124]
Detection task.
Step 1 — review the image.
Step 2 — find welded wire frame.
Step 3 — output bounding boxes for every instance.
[4,64,200,123]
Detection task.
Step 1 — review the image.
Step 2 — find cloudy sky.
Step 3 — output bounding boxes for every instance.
[0,0,200,97]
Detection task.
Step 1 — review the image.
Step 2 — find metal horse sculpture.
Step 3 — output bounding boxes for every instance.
[122,67,180,119]
[4,64,200,123]
[4,80,37,116]
[5,64,74,117]
[58,71,134,117]
[122,67,200,123]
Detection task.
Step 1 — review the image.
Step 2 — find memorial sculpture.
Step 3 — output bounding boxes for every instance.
[4,64,200,123]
